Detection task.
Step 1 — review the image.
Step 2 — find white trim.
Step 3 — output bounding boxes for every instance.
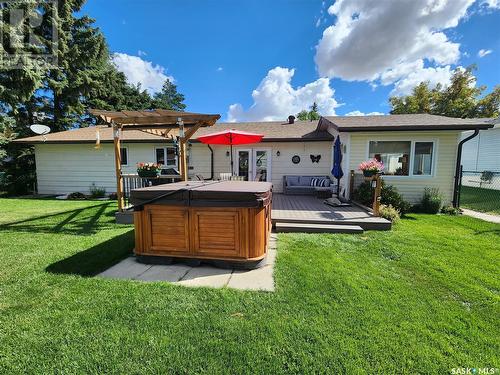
[343,133,351,197]
[253,148,272,182]
[154,146,178,168]
[365,138,438,178]
[120,146,129,166]
[233,147,272,181]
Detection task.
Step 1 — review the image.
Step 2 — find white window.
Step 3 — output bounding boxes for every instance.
[413,142,433,176]
[369,141,411,176]
[368,140,435,177]
[155,147,177,167]
[120,147,128,166]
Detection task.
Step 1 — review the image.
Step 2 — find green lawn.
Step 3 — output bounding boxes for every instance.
[460,185,500,215]
[0,198,498,374]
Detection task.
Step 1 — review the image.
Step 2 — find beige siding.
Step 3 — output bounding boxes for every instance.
[36,141,333,195]
[35,142,171,195]
[189,142,333,192]
[348,131,461,204]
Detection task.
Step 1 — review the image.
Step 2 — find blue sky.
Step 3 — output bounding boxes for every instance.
[81,0,500,122]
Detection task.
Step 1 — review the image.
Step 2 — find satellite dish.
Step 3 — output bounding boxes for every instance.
[30,124,51,135]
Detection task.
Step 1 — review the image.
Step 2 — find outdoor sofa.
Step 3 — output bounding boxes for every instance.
[283,175,336,196]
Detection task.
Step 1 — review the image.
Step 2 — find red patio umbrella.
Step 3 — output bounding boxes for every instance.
[197,129,264,175]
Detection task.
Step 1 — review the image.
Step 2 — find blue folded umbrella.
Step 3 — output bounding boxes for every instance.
[332,136,343,195]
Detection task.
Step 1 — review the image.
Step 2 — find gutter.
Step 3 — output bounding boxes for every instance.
[207,144,214,180]
[452,129,480,208]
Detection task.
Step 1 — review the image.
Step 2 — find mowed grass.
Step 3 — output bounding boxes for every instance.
[0,198,498,374]
[460,185,500,215]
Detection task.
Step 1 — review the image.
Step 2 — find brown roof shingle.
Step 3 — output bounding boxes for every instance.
[14,126,167,144]
[321,114,494,132]
[14,114,495,144]
[15,120,333,144]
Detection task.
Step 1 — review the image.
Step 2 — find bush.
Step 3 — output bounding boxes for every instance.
[67,192,86,200]
[441,205,460,215]
[379,204,400,223]
[108,192,118,200]
[89,183,106,198]
[420,187,442,214]
[352,180,411,214]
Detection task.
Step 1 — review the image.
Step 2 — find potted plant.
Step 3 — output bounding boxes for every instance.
[358,159,384,178]
[137,162,162,178]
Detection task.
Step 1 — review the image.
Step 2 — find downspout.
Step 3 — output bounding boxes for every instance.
[207,144,214,180]
[452,129,479,208]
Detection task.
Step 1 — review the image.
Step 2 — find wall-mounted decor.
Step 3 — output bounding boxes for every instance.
[292,155,301,164]
[310,154,321,163]
[276,150,280,157]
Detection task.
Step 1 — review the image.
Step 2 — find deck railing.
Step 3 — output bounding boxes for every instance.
[122,173,182,207]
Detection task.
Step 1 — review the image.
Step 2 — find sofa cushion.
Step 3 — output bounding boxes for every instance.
[310,178,331,187]
[286,176,300,186]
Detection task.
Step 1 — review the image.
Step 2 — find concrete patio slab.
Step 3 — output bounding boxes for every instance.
[175,266,233,288]
[97,234,277,291]
[135,264,191,282]
[227,262,274,291]
[99,257,151,279]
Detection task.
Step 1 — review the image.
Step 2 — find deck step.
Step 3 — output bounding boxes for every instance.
[275,222,364,234]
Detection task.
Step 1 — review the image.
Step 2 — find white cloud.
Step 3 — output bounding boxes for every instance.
[217,66,223,72]
[345,110,384,116]
[388,60,456,96]
[482,0,500,8]
[137,50,147,57]
[112,53,174,94]
[478,48,493,57]
[227,67,340,122]
[315,0,475,91]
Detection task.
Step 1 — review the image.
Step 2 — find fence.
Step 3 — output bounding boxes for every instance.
[459,170,500,215]
[122,174,181,207]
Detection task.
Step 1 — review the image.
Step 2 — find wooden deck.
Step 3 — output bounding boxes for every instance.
[272,194,391,231]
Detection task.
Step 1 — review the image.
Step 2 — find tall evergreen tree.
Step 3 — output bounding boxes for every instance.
[0,0,187,194]
[151,80,186,111]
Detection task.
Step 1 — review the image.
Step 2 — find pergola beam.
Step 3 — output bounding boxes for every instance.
[89,109,220,212]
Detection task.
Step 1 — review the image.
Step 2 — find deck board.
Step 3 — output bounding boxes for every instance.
[271,194,391,230]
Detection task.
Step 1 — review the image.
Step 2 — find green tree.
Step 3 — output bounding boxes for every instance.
[296,102,321,121]
[389,66,500,118]
[0,1,187,194]
[296,110,309,121]
[151,80,186,111]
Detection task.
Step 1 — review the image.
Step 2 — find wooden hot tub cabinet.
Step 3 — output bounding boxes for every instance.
[131,181,272,264]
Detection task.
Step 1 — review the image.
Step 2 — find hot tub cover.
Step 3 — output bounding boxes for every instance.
[130,181,272,208]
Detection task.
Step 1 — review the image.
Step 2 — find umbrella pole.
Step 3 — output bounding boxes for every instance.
[230,144,234,175]
[337,178,340,197]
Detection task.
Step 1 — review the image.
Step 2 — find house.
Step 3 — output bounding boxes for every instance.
[461,120,500,173]
[16,114,493,205]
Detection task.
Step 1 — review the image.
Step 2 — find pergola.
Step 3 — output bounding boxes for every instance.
[89,109,220,211]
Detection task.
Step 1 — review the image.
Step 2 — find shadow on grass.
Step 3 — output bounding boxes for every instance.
[46,230,134,276]
[474,229,500,236]
[0,203,115,235]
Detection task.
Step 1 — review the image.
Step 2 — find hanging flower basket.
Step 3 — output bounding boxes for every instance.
[362,170,378,178]
[358,159,384,180]
[137,162,162,178]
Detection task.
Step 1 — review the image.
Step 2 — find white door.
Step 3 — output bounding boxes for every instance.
[234,148,271,181]
[253,148,271,182]
[235,148,251,180]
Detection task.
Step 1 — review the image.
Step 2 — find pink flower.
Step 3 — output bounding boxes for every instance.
[358,159,384,173]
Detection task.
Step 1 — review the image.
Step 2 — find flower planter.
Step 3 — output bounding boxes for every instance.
[362,170,378,178]
[138,170,160,178]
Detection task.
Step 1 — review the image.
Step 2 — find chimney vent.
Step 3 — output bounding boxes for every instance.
[288,115,295,124]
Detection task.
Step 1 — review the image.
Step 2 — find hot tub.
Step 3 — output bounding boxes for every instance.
[130,181,272,268]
